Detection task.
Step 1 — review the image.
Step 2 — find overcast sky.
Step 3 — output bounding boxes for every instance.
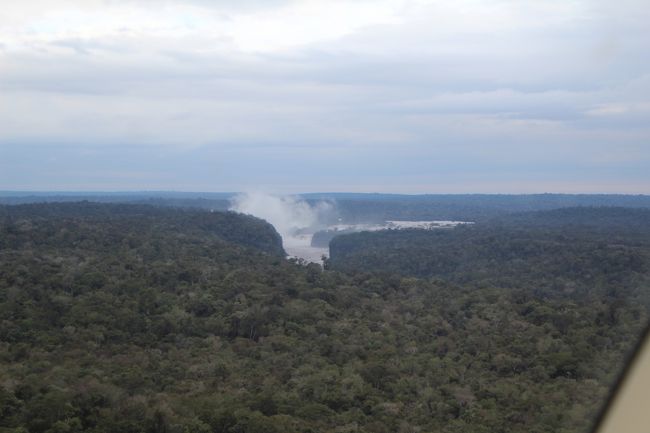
[1,0,649,193]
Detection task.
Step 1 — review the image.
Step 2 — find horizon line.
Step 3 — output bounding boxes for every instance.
[1,190,650,197]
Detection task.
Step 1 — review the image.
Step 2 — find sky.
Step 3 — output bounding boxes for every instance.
[0,0,649,194]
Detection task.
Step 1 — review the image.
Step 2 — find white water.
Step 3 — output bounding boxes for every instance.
[229,192,332,264]
[285,233,329,264]
[229,193,472,265]
[328,220,472,232]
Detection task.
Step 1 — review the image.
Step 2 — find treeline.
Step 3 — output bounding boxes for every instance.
[328,207,650,300]
[0,193,234,210]
[4,193,650,224]
[0,202,284,257]
[314,194,650,223]
[0,203,647,433]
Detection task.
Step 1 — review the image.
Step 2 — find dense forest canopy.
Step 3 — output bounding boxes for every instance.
[0,202,285,257]
[329,207,650,300]
[1,202,648,433]
[313,194,650,223]
[3,193,650,223]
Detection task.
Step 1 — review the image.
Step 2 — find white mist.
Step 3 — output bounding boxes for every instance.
[229,192,331,262]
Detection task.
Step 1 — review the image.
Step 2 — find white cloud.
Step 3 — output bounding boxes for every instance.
[0,0,648,192]
[0,0,405,53]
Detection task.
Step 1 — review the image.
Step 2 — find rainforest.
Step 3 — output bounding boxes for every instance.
[1,199,649,433]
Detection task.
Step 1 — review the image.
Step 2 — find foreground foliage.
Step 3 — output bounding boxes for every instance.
[0,203,647,433]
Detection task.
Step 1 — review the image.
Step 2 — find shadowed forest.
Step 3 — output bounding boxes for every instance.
[1,201,649,433]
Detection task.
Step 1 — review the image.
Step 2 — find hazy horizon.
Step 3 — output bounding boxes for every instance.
[2,190,650,196]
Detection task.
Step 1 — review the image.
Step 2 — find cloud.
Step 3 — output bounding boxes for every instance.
[0,0,403,53]
[0,0,649,192]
